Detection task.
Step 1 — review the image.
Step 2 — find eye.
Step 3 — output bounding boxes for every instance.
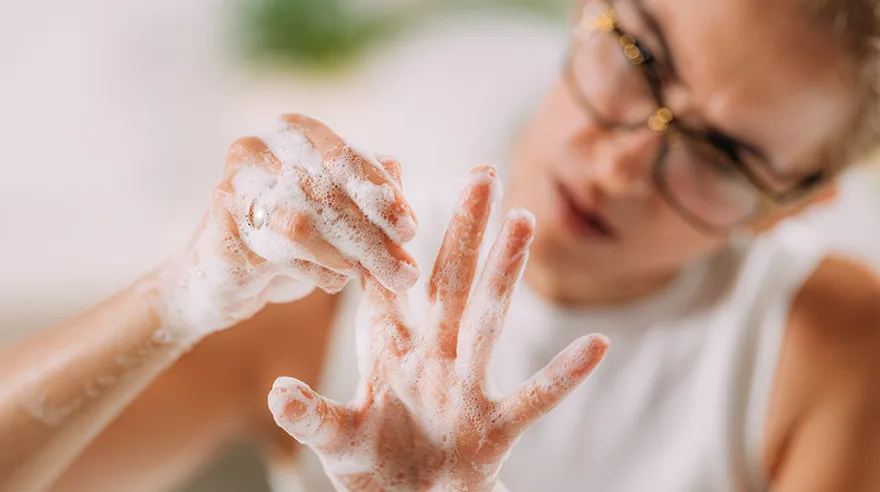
[688,138,749,182]
[800,171,825,189]
[704,131,744,164]
[707,160,739,178]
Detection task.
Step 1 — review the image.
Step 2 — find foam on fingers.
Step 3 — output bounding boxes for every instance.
[261,167,604,492]
[262,127,419,292]
[456,208,536,382]
[269,377,347,446]
[499,334,610,436]
[331,144,418,244]
[155,117,426,343]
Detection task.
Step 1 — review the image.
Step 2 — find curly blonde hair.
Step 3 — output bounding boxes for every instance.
[808,0,880,169]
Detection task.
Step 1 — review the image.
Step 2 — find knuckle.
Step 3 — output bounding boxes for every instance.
[321,276,348,294]
[276,211,312,242]
[325,144,358,170]
[289,213,312,240]
[280,113,311,126]
[225,136,264,166]
[523,385,549,413]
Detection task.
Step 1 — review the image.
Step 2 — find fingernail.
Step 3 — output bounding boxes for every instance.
[467,165,503,204]
[469,164,497,180]
[590,334,611,354]
[268,377,312,421]
[574,334,610,367]
[395,214,418,243]
[507,208,536,228]
[389,260,420,292]
[268,387,292,419]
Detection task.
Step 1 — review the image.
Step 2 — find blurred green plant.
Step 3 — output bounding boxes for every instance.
[440,0,569,18]
[237,0,399,69]
[236,0,568,69]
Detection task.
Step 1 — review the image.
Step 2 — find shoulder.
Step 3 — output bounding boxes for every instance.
[786,256,880,371]
[765,255,880,481]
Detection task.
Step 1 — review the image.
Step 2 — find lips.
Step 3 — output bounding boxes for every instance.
[553,179,619,241]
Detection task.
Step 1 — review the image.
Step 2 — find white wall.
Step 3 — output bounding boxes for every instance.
[1,1,877,343]
[0,1,564,343]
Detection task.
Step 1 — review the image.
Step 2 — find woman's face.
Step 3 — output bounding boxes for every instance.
[508,0,856,297]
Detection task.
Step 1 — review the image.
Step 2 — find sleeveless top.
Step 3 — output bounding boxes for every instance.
[267,186,826,492]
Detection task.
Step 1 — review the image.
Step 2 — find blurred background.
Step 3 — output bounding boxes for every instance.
[0,0,878,490]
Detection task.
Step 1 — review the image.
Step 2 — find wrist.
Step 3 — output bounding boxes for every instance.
[429,469,500,492]
[139,256,240,347]
[429,481,498,492]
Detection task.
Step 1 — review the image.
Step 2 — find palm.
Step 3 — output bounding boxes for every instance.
[270,166,608,491]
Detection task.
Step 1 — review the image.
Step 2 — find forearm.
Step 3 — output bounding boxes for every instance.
[0,266,203,492]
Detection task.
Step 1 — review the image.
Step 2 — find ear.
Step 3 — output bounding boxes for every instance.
[748,183,839,234]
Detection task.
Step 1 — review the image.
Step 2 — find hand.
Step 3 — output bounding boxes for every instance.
[154,114,419,342]
[268,166,609,491]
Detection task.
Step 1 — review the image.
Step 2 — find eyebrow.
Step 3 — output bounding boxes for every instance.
[629,0,679,80]
[627,0,781,175]
[704,126,773,170]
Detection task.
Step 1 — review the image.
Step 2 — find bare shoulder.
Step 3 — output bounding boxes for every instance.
[765,256,880,487]
[782,256,880,387]
[789,256,880,337]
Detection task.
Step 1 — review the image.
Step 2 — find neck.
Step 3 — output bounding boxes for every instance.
[523,261,681,308]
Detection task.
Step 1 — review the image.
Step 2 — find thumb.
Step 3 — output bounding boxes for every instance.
[268,377,350,448]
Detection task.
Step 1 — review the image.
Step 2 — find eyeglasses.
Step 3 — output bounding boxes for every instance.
[563,0,825,233]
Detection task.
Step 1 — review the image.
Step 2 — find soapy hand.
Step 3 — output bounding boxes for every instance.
[269,166,609,491]
[156,114,419,342]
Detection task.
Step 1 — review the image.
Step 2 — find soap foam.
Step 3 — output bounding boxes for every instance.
[153,118,417,344]
[268,192,543,492]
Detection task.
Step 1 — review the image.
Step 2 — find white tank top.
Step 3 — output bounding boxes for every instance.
[267,187,826,492]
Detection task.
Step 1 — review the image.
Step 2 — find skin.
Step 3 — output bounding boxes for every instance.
[0,114,420,492]
[513,0,856,307]
[1,0,879,491]
[269,168,608,491]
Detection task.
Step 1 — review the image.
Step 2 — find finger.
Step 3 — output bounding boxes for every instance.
[426,165,500,359]
[497,334,609,438]
[267,210,356,274]
[457,209,535,383]
[220,138,282,224]
[376,154,403,189]
[225,136,282,177]
[240,136,417,291]
[287,260,348,294]
[268,377,352,449]
[358,275,413,362]
[291,165,419,292]
[333,474,385,492]
[281,114,418,243]
[375,154,418,227]
[212,189,343,297]
[209,189,267,269]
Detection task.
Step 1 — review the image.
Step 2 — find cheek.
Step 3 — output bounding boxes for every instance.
[526,82,591,151]
[640,212,726,265]
[510,84,577,191]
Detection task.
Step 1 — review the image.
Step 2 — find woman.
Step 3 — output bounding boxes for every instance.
[2,0,879,490]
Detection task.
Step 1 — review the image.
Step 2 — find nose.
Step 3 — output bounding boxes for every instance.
[569,125,660,196]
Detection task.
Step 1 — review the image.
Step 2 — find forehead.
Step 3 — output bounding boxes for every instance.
[641,0,856,174]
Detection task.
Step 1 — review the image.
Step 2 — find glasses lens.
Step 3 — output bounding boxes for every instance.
[568,26,657,126]
[659,136,761,229]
